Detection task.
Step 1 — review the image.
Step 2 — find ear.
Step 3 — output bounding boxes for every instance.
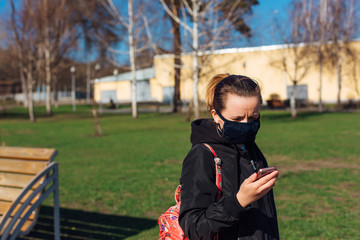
[211,109,220,124]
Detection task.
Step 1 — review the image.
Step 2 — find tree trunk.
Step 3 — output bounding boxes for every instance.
[336,57,343,109]
[45,47,52,115]
[86,60,91,104]
[19,68,29,108]
[186,100,194,122]
[290,83,297,118]
[53,75,59,108]
[318,58,324,112]
[128,0,137,119]
[10,0,28,108]
[192,0,200,120]
[26,69,35,122]
[171,3,181,113]
[318,0,327,113]
[71,71,76,112]
[44,0,52,115]
[92,99,103,136]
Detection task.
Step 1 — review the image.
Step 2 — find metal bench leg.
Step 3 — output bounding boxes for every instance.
[53,166,60,240]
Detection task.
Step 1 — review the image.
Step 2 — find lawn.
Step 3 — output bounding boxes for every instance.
[1,106,359,239]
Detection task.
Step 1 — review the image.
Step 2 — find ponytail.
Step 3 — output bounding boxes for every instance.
[205,73,230,111]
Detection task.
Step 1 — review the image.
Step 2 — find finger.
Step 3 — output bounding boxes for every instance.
[258,185,274,198]
[258,177,277,193]
[247,172,258,183]
[254,171,278,189]
[256,170,278,185]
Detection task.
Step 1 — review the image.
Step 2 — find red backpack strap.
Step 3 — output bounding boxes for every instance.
[175,185,181,203]
[203,143,222,200]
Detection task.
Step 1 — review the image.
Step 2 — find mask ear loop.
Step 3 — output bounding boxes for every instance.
[214,109,225,137]
[216,123,224,137]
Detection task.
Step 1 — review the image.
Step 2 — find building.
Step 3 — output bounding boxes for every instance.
[94,67,159,104]
[94,41,360,105]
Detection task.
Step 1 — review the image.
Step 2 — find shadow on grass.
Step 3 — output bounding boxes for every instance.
[19,206,157,240]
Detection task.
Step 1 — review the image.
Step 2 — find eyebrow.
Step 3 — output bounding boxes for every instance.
[230,112,259,120]
[230,116,244,121]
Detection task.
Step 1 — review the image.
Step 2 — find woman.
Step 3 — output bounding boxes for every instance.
[179,74,279,240]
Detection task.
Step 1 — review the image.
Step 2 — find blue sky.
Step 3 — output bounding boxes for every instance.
[244,0,293,46]
[0,0,6,12]
[0,0,293,63]
[0,0,16,14]
[0,0,292,45]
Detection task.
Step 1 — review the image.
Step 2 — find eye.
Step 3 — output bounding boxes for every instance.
[249,114,259,121]
[233,116,244,122]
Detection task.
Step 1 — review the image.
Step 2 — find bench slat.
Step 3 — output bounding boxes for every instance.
[0,186,36,203]
[0,216,34,235]
[0,186,23,202]
[0,147,57,161]
[0,159,47,175]
[0,172,35,188]
[0,201,11,215]
[0,201,35,221]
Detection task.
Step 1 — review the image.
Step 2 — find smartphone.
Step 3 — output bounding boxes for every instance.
[256,166,277,180]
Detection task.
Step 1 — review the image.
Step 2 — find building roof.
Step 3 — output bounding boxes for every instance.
[94,67,155,83]
[154,43,291,59]
[154,39,360,58]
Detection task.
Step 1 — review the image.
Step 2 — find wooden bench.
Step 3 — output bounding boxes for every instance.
[0,146,60,240]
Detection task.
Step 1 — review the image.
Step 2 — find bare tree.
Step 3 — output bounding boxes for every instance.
[7,0,80,120]
[272,0,316,118]
[128,0,138,119]
[9,0,37,122]
[326,0,358,109]
[300,0,330,113]
[8,2,29,109]
[35,0,77,115]
[161,0,258,119]
[100,0,137,119]
[101,0,159,119]
[163,0,184,113]
[317,0,330,112]
[284,0,358,113]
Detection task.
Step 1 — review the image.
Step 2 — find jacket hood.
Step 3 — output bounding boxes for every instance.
[190,118,233,146]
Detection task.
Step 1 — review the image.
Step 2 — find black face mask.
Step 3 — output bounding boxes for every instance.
[215,110,260,144]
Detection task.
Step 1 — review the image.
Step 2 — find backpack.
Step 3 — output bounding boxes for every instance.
[157,143,222,240]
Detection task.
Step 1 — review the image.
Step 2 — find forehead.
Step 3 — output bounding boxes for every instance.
[223,94,260,115]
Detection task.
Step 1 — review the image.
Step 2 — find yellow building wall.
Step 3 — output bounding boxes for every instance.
[95,41,360,104]
[155,41,360,104]
[149,78,162,102]
[94,81,131,102]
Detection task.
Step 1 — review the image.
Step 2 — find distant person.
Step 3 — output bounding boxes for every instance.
[109,98,116,109]
[179,74,279,239]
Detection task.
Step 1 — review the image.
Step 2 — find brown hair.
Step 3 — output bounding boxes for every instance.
[205,74,262,112]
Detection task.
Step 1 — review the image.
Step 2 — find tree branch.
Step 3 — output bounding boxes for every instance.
[159,0,193,34]
[103,0,129,29]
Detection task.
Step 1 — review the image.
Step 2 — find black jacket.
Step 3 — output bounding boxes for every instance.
[179,119,279,240]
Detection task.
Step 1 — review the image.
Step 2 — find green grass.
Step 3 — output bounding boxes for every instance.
[1,106,360,239]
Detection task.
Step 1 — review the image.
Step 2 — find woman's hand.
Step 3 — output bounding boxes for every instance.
[236,170,278,208]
